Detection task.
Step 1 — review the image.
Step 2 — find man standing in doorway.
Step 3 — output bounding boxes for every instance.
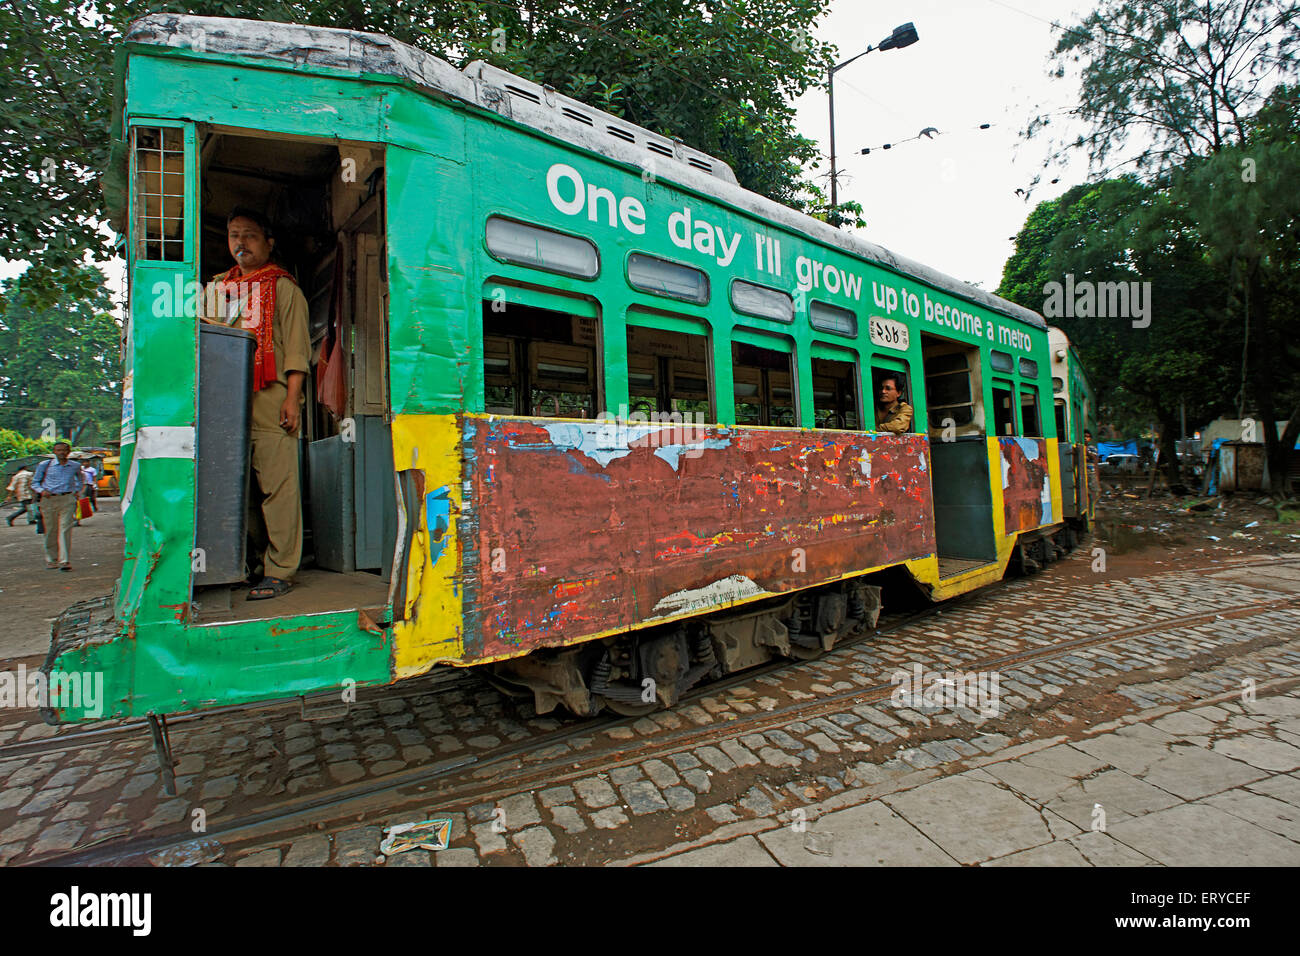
[875,374,914,434]
[203,207,311,600]
[32,443,85,570]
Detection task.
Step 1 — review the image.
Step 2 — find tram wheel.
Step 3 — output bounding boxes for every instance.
[602,697,659,718]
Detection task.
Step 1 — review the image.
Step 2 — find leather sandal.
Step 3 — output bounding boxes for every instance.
[247,576,292,601]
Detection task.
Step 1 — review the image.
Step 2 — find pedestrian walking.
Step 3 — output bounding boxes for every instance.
[78,462,98,522]
[32,442,86,571]
[4,466,35,526]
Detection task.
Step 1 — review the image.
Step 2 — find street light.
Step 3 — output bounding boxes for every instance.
[828,21,919,225]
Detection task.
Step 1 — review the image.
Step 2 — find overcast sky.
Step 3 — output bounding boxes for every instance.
[2,0,1099,297]
[793,0,1098,290]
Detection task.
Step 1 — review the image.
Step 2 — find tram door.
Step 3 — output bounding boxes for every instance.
[920,336,996,573]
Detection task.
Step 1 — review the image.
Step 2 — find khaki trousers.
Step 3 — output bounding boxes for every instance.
[39,494,77,566]
[249,431,302,580]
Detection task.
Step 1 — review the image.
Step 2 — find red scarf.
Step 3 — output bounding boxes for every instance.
[214,263,295,392]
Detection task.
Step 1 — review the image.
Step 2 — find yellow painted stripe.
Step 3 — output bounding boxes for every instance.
[390,414,464,677]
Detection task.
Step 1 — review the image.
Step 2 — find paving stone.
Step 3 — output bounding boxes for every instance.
[761,729,800,752]
[663,786,697,811]
[681,768,712,794]
[697,746,736,773]
[18,785,72,816]
[844,761,890,787]
[620,780,669,815]
[805,732,841,754]
[52,801,91,823]
[883,773,1073,864]
[719,738,760,768]
[919,741,964,763]
[72,768,129,796]
[1246,773,1300,808]
[605,726,636,741]
[326,761,365,785]
[0,817,42,846]
[590,807,629,829]
[511,826,558,866]
[650,835,777,867]
[200,774,240,800]
[667,752,702,773]
[467,735,502,749]
[334,826,383,865]
[0,786,32,812]
[468,802,496,823]
[1202,790,1300,841]
[539,785,575,808]
[705,804,741,824]
[27,821,87,857]
[740,734,768,750]
[972,733,1012,753]
[739,787,775,817]
[471,821,508,854]
[364,743,397,761]
[382,849,431,867]
[497,792,542,829]
[679,705,713,725]
[284,834,331,867]
[759,802,956,867]
[759,746,801,769]
[45,766,90,789]
[1211,734,1300,773]
[550,806,588,834]
[235,848,283,867]
[1107,802,1300,866]
[434,847,480,867]
[574,777,618,809]
[608,765,644,786]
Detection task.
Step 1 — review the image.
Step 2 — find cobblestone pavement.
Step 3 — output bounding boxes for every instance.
[2,551,1299,866]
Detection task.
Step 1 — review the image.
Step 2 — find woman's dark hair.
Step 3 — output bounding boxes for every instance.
[227,206,274,238]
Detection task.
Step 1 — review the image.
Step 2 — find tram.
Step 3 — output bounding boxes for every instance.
[43,14,1094,724]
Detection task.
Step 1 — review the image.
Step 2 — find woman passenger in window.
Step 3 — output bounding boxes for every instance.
[876,374,914,434]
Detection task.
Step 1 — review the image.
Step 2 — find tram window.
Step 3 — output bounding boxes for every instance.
[990,350,1014,373]
[992,381,1017,436]
[628,253,709,304]
[626,325,713,419]
[870,366,914,433]
[810,301,857,337]
[1052,375,1065,394]
[925,351,975,430]
[482,299,599,418]
[134,126,186,261]
[1020,386,1043,437]
[1054,399,1068,440]
[812,357,860,430]
[1019,357,1039,378]
[732,341,795,426]
[732,280,793,323]
[485,217,598,279]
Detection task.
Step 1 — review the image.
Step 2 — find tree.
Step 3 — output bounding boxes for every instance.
[1022,0,1300,491]
[0,264,124,446]
[1,0,842,273]
[1173,84,1300,489]
[1032,0,1299,176]
[997,177,1234,489]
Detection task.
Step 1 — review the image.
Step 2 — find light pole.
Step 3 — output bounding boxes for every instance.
[828,21,919,225]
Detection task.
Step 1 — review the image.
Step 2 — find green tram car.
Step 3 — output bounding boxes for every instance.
[45,15,1094,728]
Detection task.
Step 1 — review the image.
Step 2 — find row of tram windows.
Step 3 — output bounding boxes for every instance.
[479,297,1044,436]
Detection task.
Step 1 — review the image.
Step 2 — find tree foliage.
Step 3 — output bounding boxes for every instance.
[1032,0,1299,176]
[0,264,123,446]
[1,0,842,270]
[1019,1,1300,490]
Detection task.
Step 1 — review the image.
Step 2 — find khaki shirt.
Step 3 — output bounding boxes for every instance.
[876,400,914,434]
[202,275,311,437]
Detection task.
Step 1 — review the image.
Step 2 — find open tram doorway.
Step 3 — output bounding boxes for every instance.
[920,335,997,578]
[190,129,395,622]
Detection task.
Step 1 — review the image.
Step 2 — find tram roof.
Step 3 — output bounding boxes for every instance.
[125,14,1047,332]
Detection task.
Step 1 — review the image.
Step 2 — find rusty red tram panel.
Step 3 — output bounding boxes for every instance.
[1000,437,1053,533]
[461,418,936,658]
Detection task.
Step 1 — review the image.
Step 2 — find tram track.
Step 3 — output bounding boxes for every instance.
[28,556,1300,866]
[7,551,1294,766]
